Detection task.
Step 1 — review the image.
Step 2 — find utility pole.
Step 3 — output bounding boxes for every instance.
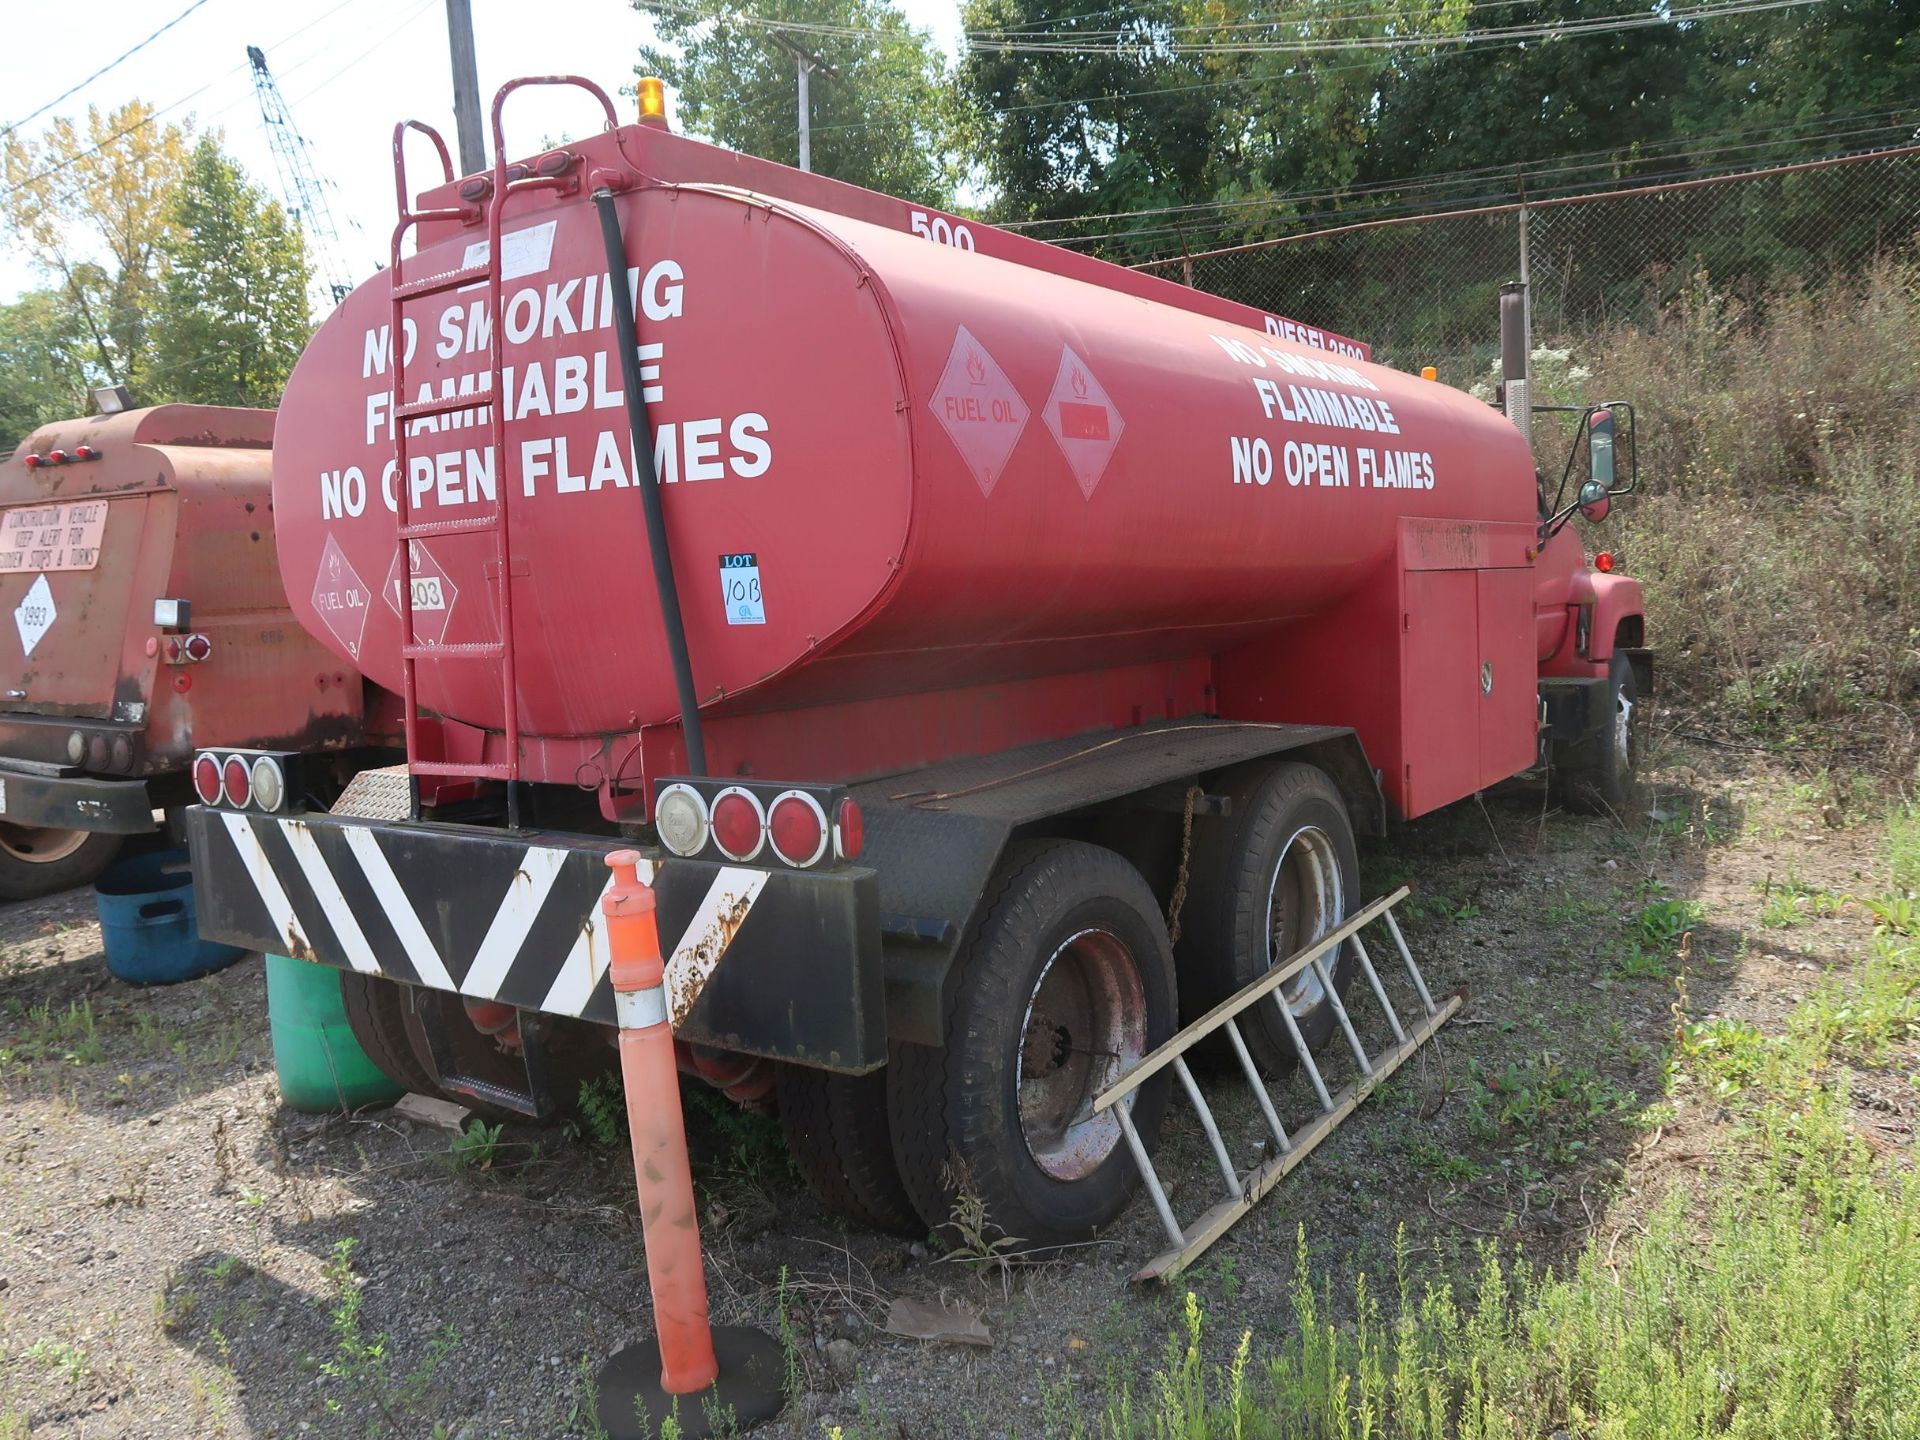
[767,32,837,174]
[445,0,485,176]
[796,55,811,172]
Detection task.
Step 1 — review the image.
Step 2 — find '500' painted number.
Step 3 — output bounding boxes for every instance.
[909,209,975,250]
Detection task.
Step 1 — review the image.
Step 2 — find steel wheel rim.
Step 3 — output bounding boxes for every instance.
[1016,927,1147,1182]
[1614,691,1635,774]
[1264,825,1345,1015]
[0,824,90,866]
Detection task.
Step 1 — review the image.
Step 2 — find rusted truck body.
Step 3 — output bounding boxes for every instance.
[0,405,367,898]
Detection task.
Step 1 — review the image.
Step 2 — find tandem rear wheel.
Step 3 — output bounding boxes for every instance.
[885,839,1178,1252]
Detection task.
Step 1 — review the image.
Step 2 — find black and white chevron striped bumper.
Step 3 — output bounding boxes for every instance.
[184,806,886,1071]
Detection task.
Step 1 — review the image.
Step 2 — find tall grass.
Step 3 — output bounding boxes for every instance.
[1546,260,1920,774]
[1057,861,1920,1437]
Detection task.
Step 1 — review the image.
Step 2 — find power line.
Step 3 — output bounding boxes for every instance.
[996,99,1920,236]
[0,0,377,202]
[967,0,1823,55]
[1070,130,1920,256]
[0,0,214,137]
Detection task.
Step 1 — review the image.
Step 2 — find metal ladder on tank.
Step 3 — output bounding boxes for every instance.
[385,78,623,828]
[1100,886,1461,1282]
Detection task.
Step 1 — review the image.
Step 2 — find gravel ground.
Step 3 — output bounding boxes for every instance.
[0,740,1904,1438]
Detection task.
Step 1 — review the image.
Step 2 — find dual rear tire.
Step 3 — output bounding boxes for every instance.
[782,762,1360,1249]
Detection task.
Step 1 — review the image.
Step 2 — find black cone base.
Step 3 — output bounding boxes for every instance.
[595,1325,786,1439]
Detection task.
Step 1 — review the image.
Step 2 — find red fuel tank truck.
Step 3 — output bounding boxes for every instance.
[0,405,382,900]
[185,79,1649,1248]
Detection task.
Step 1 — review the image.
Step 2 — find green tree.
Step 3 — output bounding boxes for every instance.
[634,0,962,206]
[147,138,313,408]
[961,0,1224,247]
[0,101,194,396]
[0,292,92,454]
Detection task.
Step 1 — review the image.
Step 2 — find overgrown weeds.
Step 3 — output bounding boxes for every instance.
[1052,834,1920,1437]
[1539,260,1920,776]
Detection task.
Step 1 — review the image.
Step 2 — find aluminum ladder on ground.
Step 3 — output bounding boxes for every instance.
[1098,886,1461,1282]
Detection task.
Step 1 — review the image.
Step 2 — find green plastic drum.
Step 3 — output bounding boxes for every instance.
[265,953,406,1113]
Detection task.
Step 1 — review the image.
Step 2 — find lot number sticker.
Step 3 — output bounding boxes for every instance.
[719,553,765,626]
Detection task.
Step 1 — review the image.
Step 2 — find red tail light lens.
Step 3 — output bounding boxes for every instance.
[72,445,97,461]
[22,454,41,470]
[46,449,67,465]
[192,753,222,805]
[768,790,829,867]
[710,787,766,862]
[834,798,864,861]
[1594,551,1615,573]
[222,755,251,807]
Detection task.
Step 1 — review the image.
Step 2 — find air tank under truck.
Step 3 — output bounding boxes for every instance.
[186,81,1651,1257]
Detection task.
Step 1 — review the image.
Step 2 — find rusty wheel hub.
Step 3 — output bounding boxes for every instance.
[1016,927,1146,1182]
[1266,825,1345,1015]
[0,824,91,866]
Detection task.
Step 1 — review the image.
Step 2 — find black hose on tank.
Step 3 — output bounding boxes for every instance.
[592,186,708,778]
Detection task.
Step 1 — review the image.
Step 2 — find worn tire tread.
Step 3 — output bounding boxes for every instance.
[777,1064,921,1235]
[339,972,436,1094]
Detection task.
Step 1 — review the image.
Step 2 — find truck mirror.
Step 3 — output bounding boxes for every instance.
[1587,407,1617,489]
[1577,479,1612,523]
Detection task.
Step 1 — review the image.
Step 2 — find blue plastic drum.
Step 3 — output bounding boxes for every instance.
[93,849,246,985]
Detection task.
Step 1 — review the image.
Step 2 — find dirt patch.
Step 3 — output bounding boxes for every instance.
[0,744,1905,1438]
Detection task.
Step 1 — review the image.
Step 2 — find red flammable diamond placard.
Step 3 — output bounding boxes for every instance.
[929,325,1030,498]
[1042,346,1125,500]
[382,541,460,647]
[310,533,372,661]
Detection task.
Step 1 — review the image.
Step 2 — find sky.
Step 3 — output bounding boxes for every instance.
[0,0,968,307]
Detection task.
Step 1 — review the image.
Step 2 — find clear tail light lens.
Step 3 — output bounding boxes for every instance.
[709,787,766,862]
[221,755,251,808]
[250,756,286,813]
[768,790,829,867]
[192,753,222,805]
[654,783,709,857]
[834,798,864,861]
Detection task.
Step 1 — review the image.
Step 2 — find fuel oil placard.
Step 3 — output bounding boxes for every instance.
[0,501,108,573]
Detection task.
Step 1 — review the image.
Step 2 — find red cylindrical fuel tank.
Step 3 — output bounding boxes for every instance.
[273,179,1535,742]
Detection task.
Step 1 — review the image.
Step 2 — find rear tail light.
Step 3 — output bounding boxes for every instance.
[768,790,829,868]
[23,454,42,470]
[710,786,766,862]
[222,756,252,807]
[250,756,286,813]
[654,782,709,857]
[45,449,67,465]
[834,798,864,861]
[193,754,221,805]
[650,777,856,868]
[72,445,98,462]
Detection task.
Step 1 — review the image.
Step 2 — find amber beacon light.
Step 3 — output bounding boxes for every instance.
[637,76,668,127]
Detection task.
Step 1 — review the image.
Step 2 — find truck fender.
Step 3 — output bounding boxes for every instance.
[864,721,1380,1046]
[1587,571,1646,661]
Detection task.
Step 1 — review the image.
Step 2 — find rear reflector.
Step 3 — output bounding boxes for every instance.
[222,755,251,808]
[768,790,829,868]
[710,786,766,863]
[834,798,864,861]
[193,753,221,805]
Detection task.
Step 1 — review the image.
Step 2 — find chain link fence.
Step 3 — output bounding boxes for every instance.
[1136,148,1920,381]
